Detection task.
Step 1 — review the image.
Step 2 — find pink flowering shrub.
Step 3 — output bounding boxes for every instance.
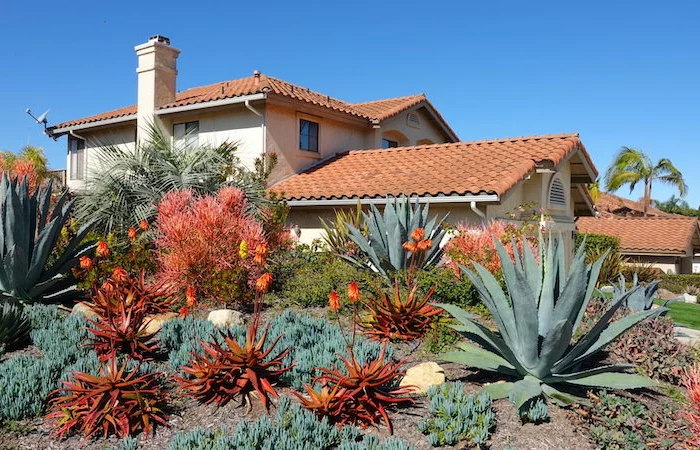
[154,187,268,306]
[444,220,523,275]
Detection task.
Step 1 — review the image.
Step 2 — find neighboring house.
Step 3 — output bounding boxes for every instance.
[48,35,598,253]
[576,215,700,274]
[594,191,671,218]
[48,35,457,191]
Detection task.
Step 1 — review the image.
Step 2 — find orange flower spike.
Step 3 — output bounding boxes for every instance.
[79,256,93,271]
[402,241,417,253]
[112,267,129,283]
[96,241,110,258]
[179,306,190,317]
[328,291,341,312]
[138,220,149,231]
[186,286,197,307]
[347,281,361,303]
[254,243,268,266]
[255,273,273,293]
[417,239,433,252]
[410,228,425,243]
[127,227,137,240]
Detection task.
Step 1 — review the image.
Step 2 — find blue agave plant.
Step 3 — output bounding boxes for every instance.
[438,235,664,410]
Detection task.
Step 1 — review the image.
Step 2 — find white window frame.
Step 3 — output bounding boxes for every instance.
[173,120,200,148]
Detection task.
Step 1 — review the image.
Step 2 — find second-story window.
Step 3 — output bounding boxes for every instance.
[381,139,398,148]
[299,119,319,152]
[69,136,86,180]
[174,121,199,148]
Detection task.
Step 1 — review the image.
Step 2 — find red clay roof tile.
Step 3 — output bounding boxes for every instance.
[271,133,591,201]
[576,216,700,254]
[595,191,671,218]
[51,74,434,129]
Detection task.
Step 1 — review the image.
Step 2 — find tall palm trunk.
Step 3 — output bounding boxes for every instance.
[643,177,651,217]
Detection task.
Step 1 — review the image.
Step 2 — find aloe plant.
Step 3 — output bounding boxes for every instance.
[438,235,665,410]
[0,302,31,351]
[343,195,448,280]
[0,175,94,303]
[609,273,665,311]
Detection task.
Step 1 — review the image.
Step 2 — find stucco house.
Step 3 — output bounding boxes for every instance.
[49,35,598,253]
[576,192,700,274]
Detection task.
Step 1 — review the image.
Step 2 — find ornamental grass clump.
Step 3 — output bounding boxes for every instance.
[682,365,700,447]
[155,186,271,305]
[48,358,169,441]
[439,234,664,412]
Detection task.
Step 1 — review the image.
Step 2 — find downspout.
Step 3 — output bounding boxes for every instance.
[244,100,266,173]
[470,201,486,225]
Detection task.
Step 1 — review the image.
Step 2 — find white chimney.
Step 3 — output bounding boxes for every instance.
[134,35,180,140]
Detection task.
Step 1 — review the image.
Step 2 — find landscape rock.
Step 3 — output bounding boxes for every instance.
[207,309,244,328]
[71,302,98,320]
[399,361,445,394]
[142,312,179,335]
[682,293,697,304]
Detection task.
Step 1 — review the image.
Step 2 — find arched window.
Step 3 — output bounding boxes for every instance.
[549,175,567,209]
[381,130,409,148]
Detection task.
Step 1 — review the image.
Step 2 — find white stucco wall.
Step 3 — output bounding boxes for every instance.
[66,124,136,191]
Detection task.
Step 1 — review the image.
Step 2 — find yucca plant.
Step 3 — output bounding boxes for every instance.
[300,344,414,433]
[438,235,665,411]
[48,358,168,441]
[360,280,443,342]
[0,174,94,303]
[319,200,368,255]
[343,195,447,280]
[0,302,31,351]
[176,316,293,410]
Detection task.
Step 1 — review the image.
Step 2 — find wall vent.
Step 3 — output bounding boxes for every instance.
[406,112,421,128]
[549,176,567,208]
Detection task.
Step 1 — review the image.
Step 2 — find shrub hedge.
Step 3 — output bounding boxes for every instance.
[660,274,700,294]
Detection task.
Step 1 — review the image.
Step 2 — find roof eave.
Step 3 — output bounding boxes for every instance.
[154,92,267,116]
[284,193,499,207]
[50,114,137,135]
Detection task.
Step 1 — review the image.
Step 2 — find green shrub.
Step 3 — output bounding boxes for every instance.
[269,247,372,308]
[660,274,700,294]
[575,233,625,284]
[418,382,494,447]
[411,266,481,309]
[167,396,414,450]
[620,262,662,283]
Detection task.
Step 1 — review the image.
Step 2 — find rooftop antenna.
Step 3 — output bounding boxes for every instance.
[25,108,57,140]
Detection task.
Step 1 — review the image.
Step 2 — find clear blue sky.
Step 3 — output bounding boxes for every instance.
[1,0,698,206]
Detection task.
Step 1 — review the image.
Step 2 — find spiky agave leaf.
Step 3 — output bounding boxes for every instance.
[342,195,448,280]
[439,234,664,408]
[0,174,94,304]
[0,302,31,350]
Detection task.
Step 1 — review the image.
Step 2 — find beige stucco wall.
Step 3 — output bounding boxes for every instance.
[375,106,450,148]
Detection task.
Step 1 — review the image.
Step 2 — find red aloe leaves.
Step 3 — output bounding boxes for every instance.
[360,280,443,342]
[48,358,168,442]
[175,320,293,410]
[298,344,414,433]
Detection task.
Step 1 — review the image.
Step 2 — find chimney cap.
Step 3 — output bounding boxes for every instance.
[253,70,261,77]
[149,35,171,45]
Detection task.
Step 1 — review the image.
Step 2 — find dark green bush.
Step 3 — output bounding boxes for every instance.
[412,266,481,309]
[167,396,414,450]
[660,273,700,294]
[269,247,372,307]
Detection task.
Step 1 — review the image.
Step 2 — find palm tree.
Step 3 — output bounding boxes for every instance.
[604,146,687,216]
[74,123,269,234]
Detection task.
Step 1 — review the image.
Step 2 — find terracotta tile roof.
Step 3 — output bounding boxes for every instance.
[51,74,432,129]
[576,216,700,255]
[595,191,671,218]
[271,133,592,201]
